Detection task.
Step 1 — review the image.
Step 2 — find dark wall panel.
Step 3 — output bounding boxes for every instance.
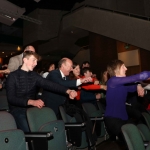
[89,32,117,77]
[117,0,145,16]
[63,7,150,51]
[140,49,150,71]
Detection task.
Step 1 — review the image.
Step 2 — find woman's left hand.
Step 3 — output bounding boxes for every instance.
[137,84,144,97]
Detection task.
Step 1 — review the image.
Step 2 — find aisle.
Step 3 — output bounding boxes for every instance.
[96,139,127,150]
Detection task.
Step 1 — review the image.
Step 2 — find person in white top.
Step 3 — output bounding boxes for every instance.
[42,63,55,78]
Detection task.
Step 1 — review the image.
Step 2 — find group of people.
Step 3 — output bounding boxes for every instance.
[1,45,150,143]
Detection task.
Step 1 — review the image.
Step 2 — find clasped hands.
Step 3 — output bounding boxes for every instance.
[80,77,92,83]
[67,90,77,99]
[137,84,145,97]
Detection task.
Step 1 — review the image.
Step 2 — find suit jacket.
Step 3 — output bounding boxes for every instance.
[42,69,77,114]
[8,54,22,72]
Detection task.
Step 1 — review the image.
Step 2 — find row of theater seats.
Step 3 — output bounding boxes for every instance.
[0,90,108,150]
[121,112,150,150]
[2,89,150,150]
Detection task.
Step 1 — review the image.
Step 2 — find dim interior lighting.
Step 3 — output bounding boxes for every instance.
[124,43,130,49]
[6,55,7,57]
[17,46,21,51]
[2,52,4,53]
[34,0,41,2]
[0,12,16,22]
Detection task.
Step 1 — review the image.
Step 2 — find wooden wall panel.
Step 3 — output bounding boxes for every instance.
[117,41,139,53]
[126,65,141,76]
[89,32,117,78]
[140,48,150,71]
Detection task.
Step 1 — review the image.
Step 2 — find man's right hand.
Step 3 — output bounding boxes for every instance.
[80,77,92,83]
[28,99,45,108]
[96,93,101,100]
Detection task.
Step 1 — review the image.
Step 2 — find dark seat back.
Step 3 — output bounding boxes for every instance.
[0,111,26,150]
[27,107,67,150]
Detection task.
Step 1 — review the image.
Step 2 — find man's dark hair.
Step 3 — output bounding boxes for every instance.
[81,67,92,75]
[81,61,90,68]
[58,58,67,68]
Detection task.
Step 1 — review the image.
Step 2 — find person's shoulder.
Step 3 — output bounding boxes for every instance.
[31,71,39,76]
[8,69,19,77]
[107,76,116,84]
[49,69,60,75]
[47,69,61,79]
[9,54,22,60]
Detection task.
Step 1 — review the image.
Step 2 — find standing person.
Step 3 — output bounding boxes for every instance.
[42,58,92,115]
[42,59,97,146]
[99,70,109,109]
[6,51,77,132]
[81,61,97,78]
[70,64,107,101]
[104,59,150,139]
[69,62,82,103]
[80,67,106,106]
[6,45,35,73]
[81,61,90,69]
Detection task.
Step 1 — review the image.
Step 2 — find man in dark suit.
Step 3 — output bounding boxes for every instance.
[42,58,92,115]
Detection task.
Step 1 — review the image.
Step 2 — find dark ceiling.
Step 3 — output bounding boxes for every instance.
[8,0,84,15]
[0,0,84,59]
[7,0,84,28]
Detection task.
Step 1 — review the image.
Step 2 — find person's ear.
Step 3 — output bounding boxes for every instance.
[23,58,27,63]
[114,69,119,75]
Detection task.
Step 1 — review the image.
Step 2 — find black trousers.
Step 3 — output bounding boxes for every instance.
[104,117,132,138]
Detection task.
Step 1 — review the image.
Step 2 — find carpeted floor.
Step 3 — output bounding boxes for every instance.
[96,139,127,150]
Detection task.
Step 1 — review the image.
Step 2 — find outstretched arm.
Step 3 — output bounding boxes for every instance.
[137,84,144,97]
[109,71,150,88]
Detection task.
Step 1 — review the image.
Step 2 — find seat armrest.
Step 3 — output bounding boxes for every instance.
[25,132,53,150]
[0,109,9,112]
[25,132,53,138]
[65,122,85,127]
[144,141,150,147]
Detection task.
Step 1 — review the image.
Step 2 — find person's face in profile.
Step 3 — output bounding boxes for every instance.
[48,64,55,71]
[73,65,80,76]
[115,64,127,77]
[24,55,37,71]
[84,70,92,77]
[62,60,73,76]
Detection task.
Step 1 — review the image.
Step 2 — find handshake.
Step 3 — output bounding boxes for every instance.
[80,77,93,83]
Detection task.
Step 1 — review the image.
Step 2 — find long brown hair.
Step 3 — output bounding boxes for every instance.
[100,70,109,84]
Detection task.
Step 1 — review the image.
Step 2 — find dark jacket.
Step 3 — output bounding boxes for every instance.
[6,68,68,109]
[42,69,77,114]
[80,89,97,104]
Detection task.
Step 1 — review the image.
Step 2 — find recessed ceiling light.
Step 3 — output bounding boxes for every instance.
[34,0,40,2]
[17,46,21,51]
[2,52,4,53]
